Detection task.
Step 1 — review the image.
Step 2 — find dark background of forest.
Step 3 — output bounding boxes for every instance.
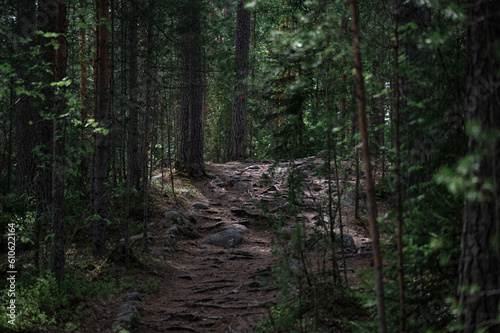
[0,0,499,332]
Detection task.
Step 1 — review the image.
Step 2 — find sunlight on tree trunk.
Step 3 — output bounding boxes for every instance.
[351,0,387,331]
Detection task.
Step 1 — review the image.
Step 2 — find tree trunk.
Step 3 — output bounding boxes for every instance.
[459,1,500,331]
[229,0,250,161]
[178,0,205,177]
[50,0,67,282]
[351,0,387,331]
[128,0,140,190]
[91,0,110,259]
[398,0,431,192]
[393,0,405,330]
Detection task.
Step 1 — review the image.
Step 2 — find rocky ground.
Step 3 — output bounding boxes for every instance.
[82,157,376,333]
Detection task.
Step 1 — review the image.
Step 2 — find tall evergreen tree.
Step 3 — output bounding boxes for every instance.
[178,0,205,177]
[459,1,500,331]
[127,0,140,190]
[91,0,111,258]
[229,0,250,161]
[50,0,67,282]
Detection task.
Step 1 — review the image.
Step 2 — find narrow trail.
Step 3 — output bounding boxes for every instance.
[112,158,373,332]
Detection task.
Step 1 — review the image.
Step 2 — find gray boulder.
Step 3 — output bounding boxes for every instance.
[224,224,250,233]
[112,304,138,332]
[202,229,243,249]
[336,233,356,249]
[193,202,209,210]
[164,211,188,225]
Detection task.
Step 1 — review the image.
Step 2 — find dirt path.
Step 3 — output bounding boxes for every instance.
[102,159,373,332]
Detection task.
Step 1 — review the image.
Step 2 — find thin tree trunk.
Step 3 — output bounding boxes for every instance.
[50,0,67,282]
[351,1,387,331]
[393,0,406,330]
[128,0,140,190]
[91,0,110,259]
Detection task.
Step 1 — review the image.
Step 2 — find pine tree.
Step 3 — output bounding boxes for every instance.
[229,0,250,161]
[178,0,205,177]
[459,1,500,331]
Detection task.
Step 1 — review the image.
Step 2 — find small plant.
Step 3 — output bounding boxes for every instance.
[142,279,160,294]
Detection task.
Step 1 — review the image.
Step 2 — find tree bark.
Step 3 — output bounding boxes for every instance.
[50,0,67,282]
[229,0,250,161]
[91,0,110,258]
[178,0,205,177]
[393,0,405,330]
[128,0,140,190]
[351,0,387,331]
[459,1,500,331]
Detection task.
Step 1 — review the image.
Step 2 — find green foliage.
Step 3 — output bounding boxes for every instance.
[0,271,127,332]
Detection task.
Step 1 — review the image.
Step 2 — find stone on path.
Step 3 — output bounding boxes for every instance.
[224,224,250,233]
[164,211,188,225]
[112,304,138,332]
[202,229,243,249]
[193,202,209,210]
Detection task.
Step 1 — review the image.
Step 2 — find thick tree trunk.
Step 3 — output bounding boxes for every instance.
[50,0,67,282]
[229,0,250,161]
[91,0,110,258]
[351,0,387,331]
[459,1,500,331]
[178,0,205,177]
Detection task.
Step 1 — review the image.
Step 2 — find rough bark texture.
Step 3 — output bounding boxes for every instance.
[91,0,110,258]
[178,0,205,177]
[50,0,67,282]
[351,0,387,331]
[229,0,250,161]
[459,1,500,331]
[128,0,140,190]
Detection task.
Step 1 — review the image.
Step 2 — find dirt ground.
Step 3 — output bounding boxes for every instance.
[81,158,375,333]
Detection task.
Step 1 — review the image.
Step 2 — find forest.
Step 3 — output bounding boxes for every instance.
[0,0,499,332]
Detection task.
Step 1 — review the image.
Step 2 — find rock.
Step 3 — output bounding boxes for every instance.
[279,226,293,238]
[233,181,249,190]
[163,232,177,248]
[130,233,152,244]
[230,206,246,216]
[116,291,141,302]
[336,233,356,249]
[167,226,179,235]
[178,226,202,239]
[188,214,199,224]
[202,229,243,249]
[297,163,309,171]
[180,274,198,280]
[193,202,209,210]
[224,224,250,233]
[207,174,217,179]
[244,165,261,171]
[316,150,329,158]
[164,211,188,225]
[112,304,138,332]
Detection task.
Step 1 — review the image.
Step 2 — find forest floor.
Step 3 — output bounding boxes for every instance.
[81,157,382,333]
